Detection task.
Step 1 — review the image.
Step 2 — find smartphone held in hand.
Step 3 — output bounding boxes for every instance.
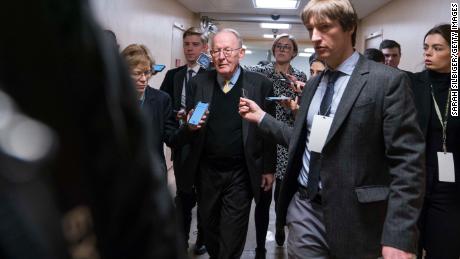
[188,102,209,126]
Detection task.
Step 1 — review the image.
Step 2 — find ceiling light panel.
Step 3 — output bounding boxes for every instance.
[253,0,300,9]
[260,23,291,29]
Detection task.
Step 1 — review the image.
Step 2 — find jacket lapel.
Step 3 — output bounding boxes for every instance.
[420,86,431,137]
[145,86,157,103]
[173,67,187,109]
[414,71,432,136]
[290,73,323,150]
[241,70,253,145]
[142,87,157,119]
[200,70,216,105]
[324,55,369,146]
[198,67,206,74]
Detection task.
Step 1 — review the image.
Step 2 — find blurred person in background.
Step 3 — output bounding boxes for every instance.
[363,48,385,64]
[160,26,208,255]
[245,33,307,258]
[379,39,413,77]
[0,90,68,259]
[103,29,120,50]
[278,55,327,119]
[121,44,173,175]
[411,24,460,259]
[0,0,183,258]
[309,57,327,78]
[379,39,402,69]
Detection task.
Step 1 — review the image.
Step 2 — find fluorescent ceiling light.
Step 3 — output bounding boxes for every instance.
[260,23,291,29]
[245,50,253,54]
[263,34,275,39]
[253,0,299,9]
[242,44,247,49]
[299,53,312,57]
[304,48,315,53]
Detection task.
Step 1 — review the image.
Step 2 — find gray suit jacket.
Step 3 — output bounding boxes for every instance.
[260,55,425,257]
[172,69,276,202]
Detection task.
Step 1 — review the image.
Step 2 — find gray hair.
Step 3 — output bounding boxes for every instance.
[212,28,243,48]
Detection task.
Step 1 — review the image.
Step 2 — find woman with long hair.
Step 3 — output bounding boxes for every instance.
[411,24,460,259]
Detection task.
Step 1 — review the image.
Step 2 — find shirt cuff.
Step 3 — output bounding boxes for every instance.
[257,112,266,126]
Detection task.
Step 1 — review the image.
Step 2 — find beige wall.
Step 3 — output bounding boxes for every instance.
[90,0,198,87]
[357,0,451,72]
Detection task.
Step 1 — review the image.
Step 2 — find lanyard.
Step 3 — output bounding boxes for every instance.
[430,85,451,153]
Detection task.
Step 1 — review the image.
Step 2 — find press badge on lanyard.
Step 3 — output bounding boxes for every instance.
[431,85,455,182]
[308,115,333,153]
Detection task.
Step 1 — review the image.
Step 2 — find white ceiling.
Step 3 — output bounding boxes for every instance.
[177,0,393,45]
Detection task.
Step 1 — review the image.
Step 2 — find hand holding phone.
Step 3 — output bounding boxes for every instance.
[187,102,209,129]
[279,72,292,84]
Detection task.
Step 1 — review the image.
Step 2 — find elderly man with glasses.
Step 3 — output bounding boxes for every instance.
[171,28,276,259]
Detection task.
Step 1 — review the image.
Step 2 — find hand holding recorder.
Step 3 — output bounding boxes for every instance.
[238,97,265,124]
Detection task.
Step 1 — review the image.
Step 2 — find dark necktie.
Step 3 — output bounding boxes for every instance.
[185,69,194,108]
[306,70,343,199]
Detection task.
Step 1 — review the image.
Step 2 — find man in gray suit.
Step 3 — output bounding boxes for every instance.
[239,0,425,258]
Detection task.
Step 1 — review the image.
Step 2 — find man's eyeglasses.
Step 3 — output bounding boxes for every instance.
[275,44,292,51]
[131,70,152,79]
[210,48,241,57]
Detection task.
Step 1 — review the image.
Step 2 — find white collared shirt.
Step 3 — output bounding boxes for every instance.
[217,67,241,92]
[181,63,201,108]
[298,51,360,187]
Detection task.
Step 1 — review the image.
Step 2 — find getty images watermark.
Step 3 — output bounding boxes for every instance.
[452,3,458,116]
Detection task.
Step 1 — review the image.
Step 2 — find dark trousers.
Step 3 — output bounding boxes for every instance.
[174,189,203,248]
[254,178,282,249]
[418,183,460,259]
[198,160,252,259]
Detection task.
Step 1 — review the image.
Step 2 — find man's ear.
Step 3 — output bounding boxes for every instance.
[239,48,246,60]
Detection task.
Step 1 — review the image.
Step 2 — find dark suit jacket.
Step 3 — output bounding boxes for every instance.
[160,65,207,192]
[143,86,174,174]
[260,55,425,257]
[159,65,185,106]
[171,69,276,202]
[410,70,460,193]
[160,65,207,112]
[410,70,433,137]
